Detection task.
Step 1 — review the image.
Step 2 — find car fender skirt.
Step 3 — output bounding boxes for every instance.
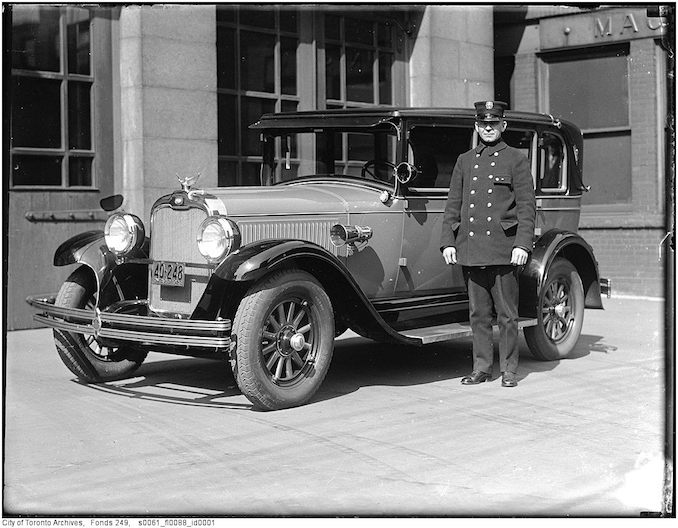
[522,229,605,315]
[207,239,420,346]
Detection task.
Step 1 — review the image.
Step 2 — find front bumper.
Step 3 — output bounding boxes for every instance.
[26,295,231,349]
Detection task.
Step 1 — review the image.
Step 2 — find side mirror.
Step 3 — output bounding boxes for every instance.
[395,162,418,185]
[100,195,124,212]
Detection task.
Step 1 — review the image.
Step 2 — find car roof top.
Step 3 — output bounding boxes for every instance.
[250,107,578,132]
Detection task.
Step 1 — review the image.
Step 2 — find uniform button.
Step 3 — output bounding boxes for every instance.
[476,153,480,157]
[487,202,492,207]
[470,190,476,194]
[491,162,496,166]
[494,152,499,156]
[489,174,493,178]
[469,231,474,237]
[488,189,493,194]
[486,230,491,236]
[487,216,492,221]
[473,176,478,181]
[474,164,479,169]
[470,203,475,208]
[470,217,474,222]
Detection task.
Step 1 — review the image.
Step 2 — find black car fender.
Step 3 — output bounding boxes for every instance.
[53,230,148,305]
[196,239,419,345]
[520,229,604,317]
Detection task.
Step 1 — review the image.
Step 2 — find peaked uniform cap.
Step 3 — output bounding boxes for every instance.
[474,101,508,122]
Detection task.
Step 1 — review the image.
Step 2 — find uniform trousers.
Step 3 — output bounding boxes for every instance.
[462,265,520,375]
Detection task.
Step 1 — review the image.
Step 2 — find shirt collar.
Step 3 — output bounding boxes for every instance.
[475,140,508,156]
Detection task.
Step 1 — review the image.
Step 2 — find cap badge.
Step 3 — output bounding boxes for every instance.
[486,101,494,110]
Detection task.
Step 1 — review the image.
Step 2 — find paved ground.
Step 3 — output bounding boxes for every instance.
[3,296,669,517]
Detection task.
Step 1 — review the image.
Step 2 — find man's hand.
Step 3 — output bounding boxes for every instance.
[442,246,457,265]
[511,247,529,266]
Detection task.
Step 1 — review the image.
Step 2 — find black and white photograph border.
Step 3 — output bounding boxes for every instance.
[3,2,674,519]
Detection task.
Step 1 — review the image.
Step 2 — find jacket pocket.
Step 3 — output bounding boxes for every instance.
[500,218,518,231]
[493,174,512,186]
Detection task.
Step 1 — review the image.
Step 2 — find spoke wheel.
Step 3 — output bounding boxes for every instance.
[232,269,334,410]
[262,298,315,384]
[53,267,147,382]
[525,257,584,361]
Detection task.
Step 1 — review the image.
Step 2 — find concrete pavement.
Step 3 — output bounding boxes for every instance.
[3,296,669,516]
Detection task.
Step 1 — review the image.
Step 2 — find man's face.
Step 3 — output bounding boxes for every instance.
[475,119,507,144]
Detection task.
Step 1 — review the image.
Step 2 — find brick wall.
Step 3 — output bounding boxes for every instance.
[579,228,666,298]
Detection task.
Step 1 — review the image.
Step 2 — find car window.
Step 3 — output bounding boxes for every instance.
[502,129,536,187]
[261,128,397,185]
[408,126,474,189]
[538,132,567,193]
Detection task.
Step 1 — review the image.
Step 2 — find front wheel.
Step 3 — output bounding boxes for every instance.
[231,269,334,410]
[524,257,585,361]
[53,267,147,382]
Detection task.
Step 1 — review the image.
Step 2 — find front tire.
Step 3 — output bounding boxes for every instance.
[231,269,335,410]
[53,267,147,382]
[525,257,585,361]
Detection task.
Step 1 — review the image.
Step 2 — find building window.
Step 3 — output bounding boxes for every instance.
[10,5,94,188]
[544,45,631,206]
[324,14,395,109]
[216,6,300,186]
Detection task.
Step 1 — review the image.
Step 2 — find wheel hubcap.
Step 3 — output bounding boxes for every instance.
[262,299,314,384]
[542,280,573,343]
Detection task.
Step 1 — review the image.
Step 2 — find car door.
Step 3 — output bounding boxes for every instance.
[396,124,473,300]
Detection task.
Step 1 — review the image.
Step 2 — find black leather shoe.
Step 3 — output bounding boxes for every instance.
[501,372,518,387]
[461,370,491,385]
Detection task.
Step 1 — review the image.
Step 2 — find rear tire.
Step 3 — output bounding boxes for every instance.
[53,267,147,382]
[525,257,584,361]
[231,269,334,410]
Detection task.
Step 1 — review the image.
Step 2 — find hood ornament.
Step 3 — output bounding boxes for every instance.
[176,172,201,193]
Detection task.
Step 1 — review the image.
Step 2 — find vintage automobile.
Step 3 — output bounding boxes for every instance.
[27,107,611,410]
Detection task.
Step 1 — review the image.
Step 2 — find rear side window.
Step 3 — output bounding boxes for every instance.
[538,132,567,193]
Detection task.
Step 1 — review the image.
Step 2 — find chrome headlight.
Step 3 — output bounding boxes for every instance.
[197,217,241,263]
[104,213,145,256]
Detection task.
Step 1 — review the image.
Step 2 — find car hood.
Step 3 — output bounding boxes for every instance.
[205,182,391,217]
[199,182,396,252]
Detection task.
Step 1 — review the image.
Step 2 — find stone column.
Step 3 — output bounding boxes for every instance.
[409,5,494,107]
[119,5,217,223]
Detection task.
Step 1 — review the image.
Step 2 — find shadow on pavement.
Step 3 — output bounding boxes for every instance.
[74,332,618,410]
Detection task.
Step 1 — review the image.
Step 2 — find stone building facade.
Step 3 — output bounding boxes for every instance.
[7,4,670,329]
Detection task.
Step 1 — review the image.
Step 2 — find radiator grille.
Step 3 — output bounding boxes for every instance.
[149,206,209,315]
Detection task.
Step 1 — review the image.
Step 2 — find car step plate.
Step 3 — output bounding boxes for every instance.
[400,317,538,345]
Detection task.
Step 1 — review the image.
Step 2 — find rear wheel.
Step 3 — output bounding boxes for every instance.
[231,269,334,410]
[525,257,585,361]
[53,267,147,382]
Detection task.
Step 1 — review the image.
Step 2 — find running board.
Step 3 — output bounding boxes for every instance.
[400,317,538,345]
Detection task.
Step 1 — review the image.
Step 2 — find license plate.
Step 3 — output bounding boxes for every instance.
[151,261,185,287]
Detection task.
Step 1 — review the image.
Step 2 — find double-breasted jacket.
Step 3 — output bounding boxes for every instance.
[440,140,536,267]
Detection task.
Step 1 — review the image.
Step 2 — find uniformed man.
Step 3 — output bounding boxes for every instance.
[441,101,536,387]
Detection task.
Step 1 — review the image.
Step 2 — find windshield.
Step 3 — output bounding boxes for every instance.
[260,126,398,186]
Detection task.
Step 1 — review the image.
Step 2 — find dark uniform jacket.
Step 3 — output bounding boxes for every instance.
[441,140,536,266]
